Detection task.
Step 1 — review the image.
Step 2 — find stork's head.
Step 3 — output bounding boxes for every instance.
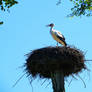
[46,23,54,28]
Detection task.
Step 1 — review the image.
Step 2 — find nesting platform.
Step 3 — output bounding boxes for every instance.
[24,46,86,79]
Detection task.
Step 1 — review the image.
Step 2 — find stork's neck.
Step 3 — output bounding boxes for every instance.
[50,27,53,31]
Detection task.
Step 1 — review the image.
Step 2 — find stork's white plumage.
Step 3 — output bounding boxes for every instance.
[47,23,67,46]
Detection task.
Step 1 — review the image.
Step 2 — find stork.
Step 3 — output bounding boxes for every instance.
[47,23,67,46]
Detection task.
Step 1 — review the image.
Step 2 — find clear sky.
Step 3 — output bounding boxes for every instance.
[0,0,92,92]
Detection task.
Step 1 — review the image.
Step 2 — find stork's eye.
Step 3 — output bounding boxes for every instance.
[50,24,54,26]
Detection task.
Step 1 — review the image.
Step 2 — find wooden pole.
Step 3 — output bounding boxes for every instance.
[51,70,65,92]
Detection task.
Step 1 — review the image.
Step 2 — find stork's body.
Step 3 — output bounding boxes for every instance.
[47,23,67,46]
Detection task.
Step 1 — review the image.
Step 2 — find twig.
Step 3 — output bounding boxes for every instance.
[68,78,73,87]
[45,81,51,88]
[41,79,47,86]
[56,0,61,5]
[12,73,26,87]
[77,75,86,88]
[72,75,78,80]
[28,76,34,84]
[28,78,33,92]
[68,75,78,87]
[84,60,92,61]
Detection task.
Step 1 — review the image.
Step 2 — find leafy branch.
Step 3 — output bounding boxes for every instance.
[69,0,92,17]
[0,0,18,25]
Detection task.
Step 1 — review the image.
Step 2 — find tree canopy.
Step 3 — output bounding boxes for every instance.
[0,0,92,25]
[69,0,92,17]
[0,0,18,11]
[0,0,18,25]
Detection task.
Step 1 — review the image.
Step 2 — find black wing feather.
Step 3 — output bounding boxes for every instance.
[55,32,67,46]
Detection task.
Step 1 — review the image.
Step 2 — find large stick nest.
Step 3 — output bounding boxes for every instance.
[24,46,86,79]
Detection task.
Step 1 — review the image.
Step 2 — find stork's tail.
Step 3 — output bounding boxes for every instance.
[60,41,67,47]
[64,42,67,47]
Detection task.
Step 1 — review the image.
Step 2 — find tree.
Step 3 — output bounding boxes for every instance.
[69,0,92,17]
[57,0,92,17]
[0,0,18,25]
[0,0,92,25]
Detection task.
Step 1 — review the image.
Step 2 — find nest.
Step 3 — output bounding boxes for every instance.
[24,46,86,79]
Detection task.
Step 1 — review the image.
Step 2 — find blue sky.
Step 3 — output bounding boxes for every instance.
[0,0,92,92]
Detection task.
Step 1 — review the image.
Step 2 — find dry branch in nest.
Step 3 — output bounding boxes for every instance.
[24,46,86,92]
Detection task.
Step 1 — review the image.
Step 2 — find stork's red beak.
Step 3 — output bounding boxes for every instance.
[46,24,50,27]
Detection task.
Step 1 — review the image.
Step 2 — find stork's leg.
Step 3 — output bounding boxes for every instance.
[56,42,58,47]
[51,70,65,92]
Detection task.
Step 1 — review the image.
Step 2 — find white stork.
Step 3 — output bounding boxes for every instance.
[47,23,67,46]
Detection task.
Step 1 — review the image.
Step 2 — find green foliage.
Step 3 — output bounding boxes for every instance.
[0,0,18,25]
[0,21,3,25]
[0,0,18,11]
[69,0,92,17]
[0,0,92,25]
